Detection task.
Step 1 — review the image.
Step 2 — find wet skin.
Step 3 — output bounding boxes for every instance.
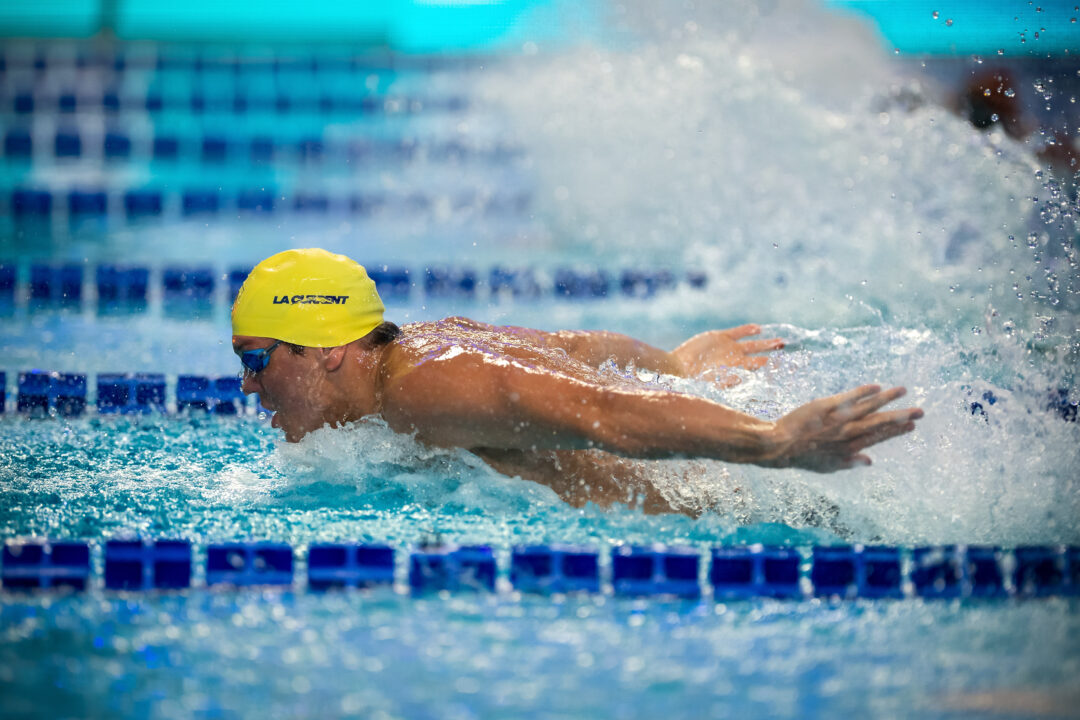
[234,318,923,513]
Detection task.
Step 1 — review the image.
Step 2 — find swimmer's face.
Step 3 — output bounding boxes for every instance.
[233,335,336,442]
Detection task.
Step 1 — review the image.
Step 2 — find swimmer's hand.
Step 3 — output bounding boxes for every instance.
[673,324,784,387]
[765,385,923,472]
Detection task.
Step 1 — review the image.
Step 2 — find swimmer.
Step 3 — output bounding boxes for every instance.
[232,249,923,512]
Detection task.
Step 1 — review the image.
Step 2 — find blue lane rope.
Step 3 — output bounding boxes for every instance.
[0,262,708,309]
[1,539,1077,599]
[6,188,532,220]
[3,93,469,116]
[0,47,478,74]
[3,131,521,165]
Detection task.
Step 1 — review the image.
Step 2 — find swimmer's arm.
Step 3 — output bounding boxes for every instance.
[381,355,921,472]
[502,324,783,377]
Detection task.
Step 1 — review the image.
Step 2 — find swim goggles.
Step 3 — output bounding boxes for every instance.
[239,339,284,375]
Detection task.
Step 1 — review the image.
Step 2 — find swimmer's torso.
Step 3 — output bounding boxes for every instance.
[374,317,674,511]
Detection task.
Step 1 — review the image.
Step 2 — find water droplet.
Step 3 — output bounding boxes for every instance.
[932,10,939,18]
[971,326,982,335]
[945,18,954,26]
[1004,88,1016,98]
[998,49,1005,55]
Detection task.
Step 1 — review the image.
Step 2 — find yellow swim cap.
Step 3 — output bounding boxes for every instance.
[231,248,384,347]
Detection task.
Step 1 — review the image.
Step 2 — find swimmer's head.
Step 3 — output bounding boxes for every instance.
[231,248,384,347]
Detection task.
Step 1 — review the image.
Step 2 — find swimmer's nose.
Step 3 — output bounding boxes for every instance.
[240,373,260,395]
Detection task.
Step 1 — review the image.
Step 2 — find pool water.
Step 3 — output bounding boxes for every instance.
[2,2,1079,717]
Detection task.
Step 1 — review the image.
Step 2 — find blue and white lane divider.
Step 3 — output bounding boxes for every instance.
[0,262,709,306]
[3,130,517,165]
[0,48,471,73]
[2,371,248,416]
[6,188,531,220]
[3,92,468,116]
[2,540,1077,599]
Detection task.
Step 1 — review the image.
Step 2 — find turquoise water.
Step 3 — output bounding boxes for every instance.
[2,2,1080,717]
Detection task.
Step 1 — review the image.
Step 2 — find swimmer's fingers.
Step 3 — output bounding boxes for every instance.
[841,410,921,450]
[831,385,904,422]
[737,337,785,355]
[719,324,761,340]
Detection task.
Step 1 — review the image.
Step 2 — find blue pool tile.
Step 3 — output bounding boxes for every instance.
[2,540,90,591]
[424,267,477,298]
[350,193,387,215]
[212,377,245,415]
[410,545,496,593]
[153,136,180,160]
[368,266,410,300]
[102,90,120,112]
[103,131,131,159]
[963,546,1006,597]
[29,264,83,303]
[68,190,107,216]
[123,190,163,217]
[0,263,13,293]
[153,540,193,589]
[228,268,251,300]
[308,544,394,591]
[858,546,904,599]
[554,268,610,299]
[710,546,802,599]
[105,538,192,590]
[236,190,274,212]
[912,546,964,598]
[207,543,294,587]
[613,546,701,598]
[13,91,33,114]
[201,136,228,163]
[297,138,325,161]
[52,373,88,417]
[4,128,32,157]
[54,130,82,158]
[97,373,167,414]
[163,266,214,298]
[293,193,330,213]
[250,137,275,163]
[511,545,600,594]
[182,190,221,215]
[58,92,77,113]
[686,270,709,289]
[811,546,859,599]
[1013,546,1067,597]
[177,375,211,412]
[620,269,676,298]
[96,265,149,303]
[17,371,50,415]
[0,371,6,413]
[12,189,52,216]
[145,94,163,112]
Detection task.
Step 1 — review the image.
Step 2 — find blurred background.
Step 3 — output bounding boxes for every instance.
[0,0,1078,540]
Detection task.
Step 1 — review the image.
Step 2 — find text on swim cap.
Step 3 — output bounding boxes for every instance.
[273,295,350,305]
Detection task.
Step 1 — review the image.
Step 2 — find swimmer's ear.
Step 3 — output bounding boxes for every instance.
[321,345,348,372]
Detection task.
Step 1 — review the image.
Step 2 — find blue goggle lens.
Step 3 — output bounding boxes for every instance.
[240,340,282,375]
